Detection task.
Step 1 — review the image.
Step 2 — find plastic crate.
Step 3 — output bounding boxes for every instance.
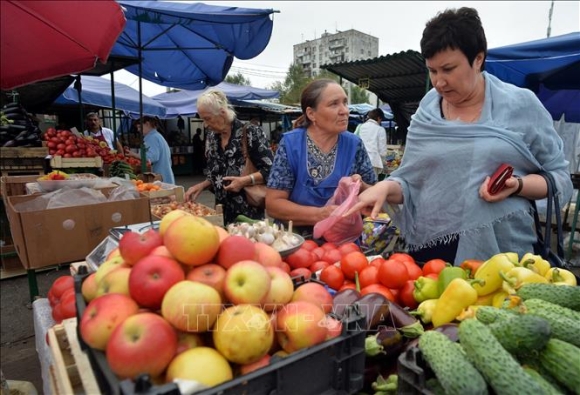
[74,273,367,395]
[396,347,436,395]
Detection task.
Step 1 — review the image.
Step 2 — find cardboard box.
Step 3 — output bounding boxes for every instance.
[5,189,151,269]
[1,175,41,197]
[151,203,224,227]
[141,185,185,205]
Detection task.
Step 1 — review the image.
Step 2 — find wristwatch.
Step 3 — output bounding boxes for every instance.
[510,176,523,197]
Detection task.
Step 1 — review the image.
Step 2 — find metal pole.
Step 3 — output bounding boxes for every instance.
[138,21,147,174]
[110,71,117,143]
[547,0,554,38]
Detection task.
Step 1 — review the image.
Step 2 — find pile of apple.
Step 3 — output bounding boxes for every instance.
[77,210,342,389]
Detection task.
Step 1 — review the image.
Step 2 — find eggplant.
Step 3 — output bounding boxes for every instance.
[353,293,390,330]
[332,288,361,319]
[364,325,405,358]
[388,301,424,338]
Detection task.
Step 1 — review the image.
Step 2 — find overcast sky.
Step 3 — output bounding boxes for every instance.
[111,1,580,96]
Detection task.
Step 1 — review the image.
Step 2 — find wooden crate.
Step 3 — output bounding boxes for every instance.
[50,156,103,168]
[0,147,49,159]
[142,185,185,205]
[48,318,100,395]
[0,174,42,197]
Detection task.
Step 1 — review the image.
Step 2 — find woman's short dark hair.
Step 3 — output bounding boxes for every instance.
[297,79,339,128]
[420,7,487,71]
[367,108,384,121]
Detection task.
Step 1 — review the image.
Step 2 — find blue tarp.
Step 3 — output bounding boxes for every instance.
[151,82,279,117]
[54,75,166,117]
[112,1,275,91]
[486,32,580,122]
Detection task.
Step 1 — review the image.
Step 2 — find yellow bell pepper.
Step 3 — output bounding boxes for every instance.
[474,292,495,306]
[472,253,515,296]
[500,266,549,294]
[544,267,577,286]
[519,252,551,276]
[504,252,520,265]
[492,290,509,308]
[432,278,482,327]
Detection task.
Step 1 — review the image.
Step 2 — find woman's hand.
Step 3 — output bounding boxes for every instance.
[185,183,205,201]
[318,204,339,222]
[479,176,520,202]
[223,176,249,193]
[344,181,393,219]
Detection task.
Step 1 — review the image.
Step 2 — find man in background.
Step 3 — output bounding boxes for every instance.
[84,112,121,151]
[357,108,387,178]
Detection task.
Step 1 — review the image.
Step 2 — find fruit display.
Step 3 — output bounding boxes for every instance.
[0,103,43,147]
[38,170,70,181]
[151,201,218,218]
[108,160,137,179]
[72,209,364,393]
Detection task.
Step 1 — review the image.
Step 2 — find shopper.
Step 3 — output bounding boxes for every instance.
[357,108,388,178]
[266,78,377,238]
[344,7,573,264]
[184,89,274,225]
[125,116,175,184]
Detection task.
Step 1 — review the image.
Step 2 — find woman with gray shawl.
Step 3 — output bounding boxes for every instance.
[345,7,572,265]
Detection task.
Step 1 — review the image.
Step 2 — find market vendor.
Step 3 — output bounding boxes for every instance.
[265,79,377,239]
[83,112,121,151]
[344,7,573,265]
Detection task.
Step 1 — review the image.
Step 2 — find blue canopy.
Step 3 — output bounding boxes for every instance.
[54,75,166,117]
[486,32,580,122]
[112,1,275,91]
[151,81,279,118]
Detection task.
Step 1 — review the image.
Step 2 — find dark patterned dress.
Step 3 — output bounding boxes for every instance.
[204,119,274,225]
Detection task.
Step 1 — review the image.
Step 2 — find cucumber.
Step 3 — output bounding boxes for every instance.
[516,283,580,311]
[524,298,580,321]
[539,339,580,394]
[458,319,548,395]
[520,357,572,395]
[523,299,580,347]
[522,366,565,395]
[488,314,551,356]
[419,330,488,395]
[474,305,517,324]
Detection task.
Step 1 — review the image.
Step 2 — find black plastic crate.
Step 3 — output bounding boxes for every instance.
[74,272,366,395]
[397,347,436,395]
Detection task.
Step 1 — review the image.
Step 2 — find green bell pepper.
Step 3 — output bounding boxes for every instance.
[413,276,440,303]
[437,267,468,294]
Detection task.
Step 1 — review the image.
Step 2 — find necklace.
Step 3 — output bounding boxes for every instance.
[445,100,482,123]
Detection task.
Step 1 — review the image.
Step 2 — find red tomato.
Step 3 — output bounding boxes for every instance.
[321,242,338,251]
[289,267,312,280]
[378,259,409,289]
[422,259,449,277]
[51,303,63,323]
[338,242,360,256]
[301,240,319,251]
[286,248,316,270]
[400,260,423,281]
[340,251,368,280]
[425,272,439,280]
[319,265,345,291]
[369,257,385,269]
[389,252,416,265]
[59,291,77,319]
[311,247,326,260]
[49,276,74,300]
[309,260,330,273]
[321,248,342,265]
[360,284,397,303]
[338,282,357,292]
[358,265,379,289]
[389,287,401,305]
[399,280,419,309]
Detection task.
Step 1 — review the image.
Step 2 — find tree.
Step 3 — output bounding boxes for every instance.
[267,63,311,106]
[349,85,370,104]
[225,72,251,86]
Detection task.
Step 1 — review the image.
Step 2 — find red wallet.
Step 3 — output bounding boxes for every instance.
[488,163,514,195]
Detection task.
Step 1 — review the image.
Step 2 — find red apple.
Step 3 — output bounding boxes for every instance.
[118,229,163,265]
[324,316,343,340]
[175,330,204,355]
[186,263,226,299]
[262,267,294,312]
[239,354,271,375]
[215,235,257,269]
[254,242,283,267]
[106,312,177,379]
[213,305,274,365]
[80,294,140,350]
[291,282,334,314]
[128,255,185,310]
[223,260,271,305]
[161,281,222,332]
[275,301,328,353]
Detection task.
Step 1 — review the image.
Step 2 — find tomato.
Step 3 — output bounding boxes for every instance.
[399,280,419,309]
[338,282,357,292]
[389,287,400,305]
[360,284,396,303]
[358,265,379,288]
[369,256,385,269]
[321,242,338,251]
[338,242,360,256]
[378,259,409,289]
[51,303,63,324]
[389,252,416,265]
[340,251,368,280]
[425,272,439,280]
[289,267,312,281]
[301,239,319,252]
[309,260,330,273]
[422,258,449,277]
[321,248,342,265]
[312,247,326,260]
[59,291,77,319]
[400,260,423,281]
[286,248,316,270]
[320,265,345,291]
[49,276,74,300]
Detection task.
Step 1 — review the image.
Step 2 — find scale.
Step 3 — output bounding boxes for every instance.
[85,220,161,271]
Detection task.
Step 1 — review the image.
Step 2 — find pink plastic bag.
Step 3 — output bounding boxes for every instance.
[313,177,363,245]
